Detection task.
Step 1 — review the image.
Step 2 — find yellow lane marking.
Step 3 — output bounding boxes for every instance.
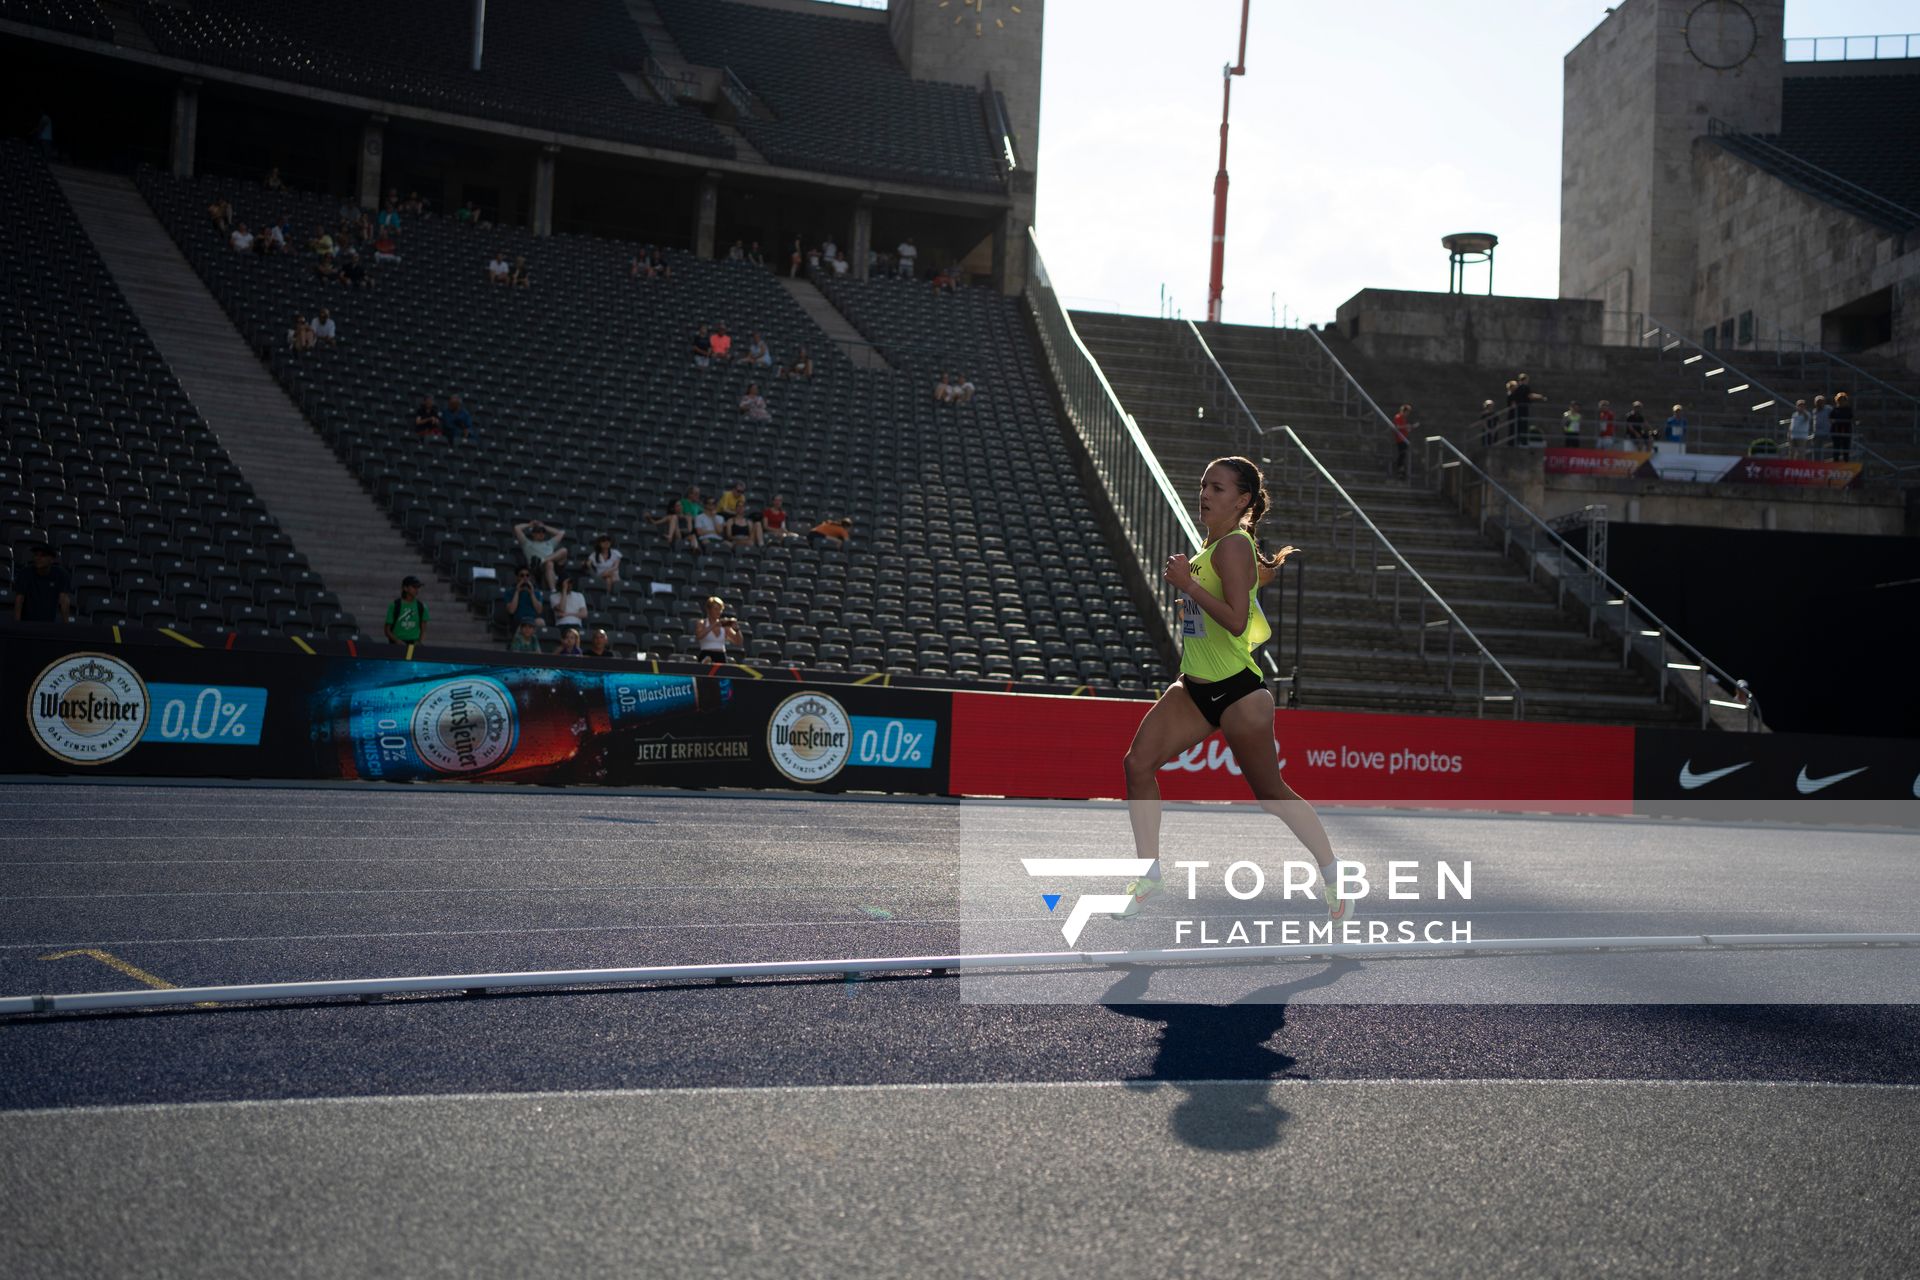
[289,635,316,655]
[158,628,203,649]
[39,949,216,1006]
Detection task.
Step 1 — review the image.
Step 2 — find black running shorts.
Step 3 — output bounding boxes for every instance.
[1178,667,1266,728]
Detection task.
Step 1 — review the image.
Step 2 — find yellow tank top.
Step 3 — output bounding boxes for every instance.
[1179,529,1271,681]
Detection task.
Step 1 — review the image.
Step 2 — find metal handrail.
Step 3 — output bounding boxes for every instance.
[1783,33,1918,61]
[1706,119,1920,235]
[1642,317,1795,425]
[721,66,766,120]
[1024,229,1200,651]
[1184,321,1525,718]
[1419,434,1762,730]
[1300,324,1408,468]
[1749,330,1920,440]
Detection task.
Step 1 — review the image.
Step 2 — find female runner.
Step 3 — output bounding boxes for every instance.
[1117,456,1350,923]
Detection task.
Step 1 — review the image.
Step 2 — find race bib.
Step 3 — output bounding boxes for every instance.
[1181,596,1207,638]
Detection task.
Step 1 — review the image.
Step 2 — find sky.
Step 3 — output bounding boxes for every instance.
[1026,0,1920,326]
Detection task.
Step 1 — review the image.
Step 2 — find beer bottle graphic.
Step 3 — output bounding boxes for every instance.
[311,668,730,782]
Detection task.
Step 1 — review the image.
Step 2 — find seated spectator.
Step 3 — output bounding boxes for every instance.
[709,324,733,362]
[675,486,705,541]
[738,384,772,423]
[549,577,587,630]
[586,629,614,658]
[514,519,569,588]
[554,627,584,657]
[1664,405,1688,451]
[456,199,477,225]
[727,239,746,262]
[510,256,531,288]
[822,237,839,262]
[263,219,287,254]
[587,535,622,590]
[747,241,765,266]
[288,314,316,353]
[507,621,542,654]
[741,332,773,368]
[14,543,73,622]
[338,251,370,288]
[648,246,671,279]
[443,394,474,443]
[644,502,681,546]
[312,308,337,345]
[413,394,442,438]
[931,266,957,294]
[693,499,725,549]
[402,191,426,218]
[934,372,954,404]
[487,251,511,285]
[716,480,747,521]
[760,494,794,540]
[809,515,853,548]
[725,505,756,547]
[501,568,546,629]
[314,256,341,285]
[831,251,850,276]
[376,201,401,234]
[954,374,977,405]
[229,223,255,253]
[695,596,742,660]
[780,346,814,380]
[897,237,918,278]
[309,226,334,258]
[692,325,712,369]
[373,232,400,264]
[209,196,234,233]
[265,167,285,192]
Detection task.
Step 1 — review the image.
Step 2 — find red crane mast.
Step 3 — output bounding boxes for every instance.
[1206,0,1251,325]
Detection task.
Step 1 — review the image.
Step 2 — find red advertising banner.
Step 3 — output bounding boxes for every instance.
[1717,455,1863,489]
[1542,447,1651,478]
[949,692,1635,810]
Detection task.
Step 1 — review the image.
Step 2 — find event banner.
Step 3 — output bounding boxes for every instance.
[1543,448,1862,489]
[4,633,951,792]
[948,692,1636,809]
[1542,447,1652,479]
[1633,725,1920,803]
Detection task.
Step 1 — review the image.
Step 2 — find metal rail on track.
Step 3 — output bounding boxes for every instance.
[5,933,1916,1015]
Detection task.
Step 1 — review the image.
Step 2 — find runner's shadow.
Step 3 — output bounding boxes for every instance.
[1101,959,1357,1152]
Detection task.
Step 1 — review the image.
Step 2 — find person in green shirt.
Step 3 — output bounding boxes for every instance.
[507,621,542,654]
[384,576,429,646]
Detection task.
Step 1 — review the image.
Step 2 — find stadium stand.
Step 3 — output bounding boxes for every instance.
[131,0,733,160]
[0,0,112,42]
[815,270,1045,385]
[0,141,349,637]
[131,168,1164,686]
[651,0,1003,192]
[1727,71,1920,225]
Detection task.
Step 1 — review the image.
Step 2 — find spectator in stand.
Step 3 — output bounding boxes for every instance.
[515,519,569,588]
[209,196,234,233]
[932,265,957,294]
[644,501,681,547]
[1787,399,1813,457]
[13,544,72,622]
[554,627,584,657]
[809,514,853,548]
[311,308,337,345]
[1829,391,1856,460]
[822,236,839,262]
[741,331,774,368]
[229,223,255,253]
[716,480,747,522]
[413,394,442,438]
[954,374,977,405]
[586,629,614,658]
[502,568,546,630]
[549,576,588,631]
[693,498,725,550]
[1664,404,1688,452]
[338,250,370,288]
[726,239,745,262]
[897,237,918,278]
[402,191,427,218]
[1390,404,1415,476]
[675,486,705,546]
[510,256,531,288]
[1509,374,1544,443]
[443,394,474,443]
[508,620,542,654]
[788,236,804,278]
[487,251,511,285]
[717,482,756,546]
[1597,400,1616,449]
[1811,394,1832,459]
[831,250,850,276]
[692,325,712,369]
[383,576,428,647]
[709,324,732,362]
[265,166,285,191]
[33,112,53,160]
[747,242,765,266]
[314,256,340,286]
[376,200,401,235]
[263,219,287,254]
[288,315,316,353]
[934,372,954,405]
[1561,402,1583,448]
[1477,399,1502,448]
[587,535,622,591]
[1625,401,1650,448]
[760,494,794,539]
[738,383,772,423]
[780,346,814,380]
[696,597,742,661]
[373,231,400,264]
[456,199,482,226]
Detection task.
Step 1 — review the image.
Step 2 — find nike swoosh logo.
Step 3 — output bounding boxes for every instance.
[1677,760,1751,790]
[1797,766,1867,795]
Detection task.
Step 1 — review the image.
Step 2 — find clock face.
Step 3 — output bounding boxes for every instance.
[938,0,1023,39]
[1684,0,1757,70]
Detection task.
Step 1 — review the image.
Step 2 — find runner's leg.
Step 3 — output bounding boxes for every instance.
[1122,682,1211,863]
[1217,688,1334,865]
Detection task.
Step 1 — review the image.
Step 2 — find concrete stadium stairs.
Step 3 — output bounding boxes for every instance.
[56,168,494,650]
[1071,311,1691,726]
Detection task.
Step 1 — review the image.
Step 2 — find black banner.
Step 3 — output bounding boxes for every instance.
[3,627,952,794]
[1633,726,1920,803]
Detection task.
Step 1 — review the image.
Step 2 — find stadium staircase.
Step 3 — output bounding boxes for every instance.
[1071,311,1693,726]
[54,168,494,649]
[779,278,891,371]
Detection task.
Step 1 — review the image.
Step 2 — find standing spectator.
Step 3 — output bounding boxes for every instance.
[554,627,584,657]
[229,223,255,253]
[760,494,794,539]
[1625,401,1650,448]
[695,596,742,660]
[691,325,712,369]
[709,324,733,362]
[1390,404,1414,476]
[487,251,511,285]
[383,576,429,647]
[377,201,401,235]
[402,191,426,217]
[502,568,546,629]
[830,251,850,276]
[1476,399,1502,448]
[693,499,725,550]
[1561,402,1583,448]
[549,576,587,630]
[788,235,804,277]
[263,219,287,254]
[443,395,474,443]
[897,236,918,278]
[809,514,853,548]
[1829,391,1854,460]
[1811,394,1832,459]
[738,383,772,423]
[515,519,569,588]
[1788,399,1813,457]
[457,199,483,226]
[1596,400,1617,449]
[265,166,285,191]
[507,620,542,654]
[1509,373,1544,443]
[587,535,623,591]
[311,308,337,345]
[13,544,72,622]
[726,239,745,262]
[586,629,614,658]
[210,196,235,233]
[822,236,839,263]
[1664,404,1688,452]
[413,394,442,438]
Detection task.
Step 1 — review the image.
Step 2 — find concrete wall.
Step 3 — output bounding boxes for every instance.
[1691,142,1918,368]
[1335,289,1609,372]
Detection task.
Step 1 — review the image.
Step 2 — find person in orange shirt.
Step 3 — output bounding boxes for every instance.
[809,515,853,548]
[709,324,732,361]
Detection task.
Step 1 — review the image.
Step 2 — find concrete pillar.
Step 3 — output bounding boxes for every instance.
[850,195,875,283]
[530,145,558,238]
[356,116,386,212]
[694,171,719,258]
[470,0,486,71]
[169,78,199,180]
